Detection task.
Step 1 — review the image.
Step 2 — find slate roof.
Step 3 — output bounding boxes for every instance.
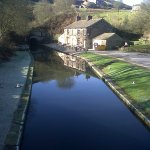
[93,33,116,40]
[65,19,102,29]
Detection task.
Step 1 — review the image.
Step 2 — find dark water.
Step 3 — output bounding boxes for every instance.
[21,52,150,150]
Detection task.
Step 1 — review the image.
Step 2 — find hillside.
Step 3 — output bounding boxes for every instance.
[76,0,132,9]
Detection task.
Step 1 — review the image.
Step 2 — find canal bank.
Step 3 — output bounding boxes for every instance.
[54,50,150,129]
[0,51,34,150]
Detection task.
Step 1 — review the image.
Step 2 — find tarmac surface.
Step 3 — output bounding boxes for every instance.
[0,51,31,150]
[88,50,150,69]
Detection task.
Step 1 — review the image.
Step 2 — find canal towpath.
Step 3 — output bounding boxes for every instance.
[46,43,150,69]
[0,51,31,150]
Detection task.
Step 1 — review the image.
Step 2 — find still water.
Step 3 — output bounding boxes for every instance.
[21,51,150,150]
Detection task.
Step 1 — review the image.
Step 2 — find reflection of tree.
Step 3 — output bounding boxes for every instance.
[85,74,90,80]
[57,77,75,89]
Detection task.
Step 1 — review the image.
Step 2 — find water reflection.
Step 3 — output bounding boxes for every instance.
[21,46,150,150]
[32,47,95,89]
[57,77,75,89]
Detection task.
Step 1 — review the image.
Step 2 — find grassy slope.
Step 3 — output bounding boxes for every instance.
[78,9,133,26]
[80,52,150,117]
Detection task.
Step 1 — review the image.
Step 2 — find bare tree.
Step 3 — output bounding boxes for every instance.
[0,0,31,41]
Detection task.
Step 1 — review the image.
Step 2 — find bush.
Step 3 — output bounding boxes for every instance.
[120,44,150,53]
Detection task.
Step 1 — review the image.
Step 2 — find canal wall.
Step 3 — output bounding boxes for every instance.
[55,50,150,129]
[4,52,34,150]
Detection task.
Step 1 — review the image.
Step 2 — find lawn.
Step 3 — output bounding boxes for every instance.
[80,52,150,117]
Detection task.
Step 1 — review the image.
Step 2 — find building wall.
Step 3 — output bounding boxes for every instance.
[86,19,113,49]
[106,34,124,50]
[64,28,87,47]
[63,19,114,49]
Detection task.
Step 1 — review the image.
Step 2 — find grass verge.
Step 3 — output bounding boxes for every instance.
[120,44,150,53]
[80,52,150,118]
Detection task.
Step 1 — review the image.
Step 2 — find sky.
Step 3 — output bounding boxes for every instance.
[123,0,143,6]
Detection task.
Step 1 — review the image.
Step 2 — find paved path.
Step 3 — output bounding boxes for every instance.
[90,51,150,69]
[0,51,31,150]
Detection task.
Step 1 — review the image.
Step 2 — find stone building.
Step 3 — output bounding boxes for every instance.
[93,33,125,50]
[59,15,114,49]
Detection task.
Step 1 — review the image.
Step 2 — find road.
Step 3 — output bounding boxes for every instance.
[89,50,150,69]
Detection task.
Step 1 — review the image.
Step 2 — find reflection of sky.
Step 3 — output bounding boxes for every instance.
[123,0,143,6]
[24,73,150,150]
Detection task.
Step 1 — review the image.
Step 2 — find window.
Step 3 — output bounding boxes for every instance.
[77,29,80,35]
[83,29,86,36]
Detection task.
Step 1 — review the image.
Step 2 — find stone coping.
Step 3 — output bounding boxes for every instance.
[3,52,34,150]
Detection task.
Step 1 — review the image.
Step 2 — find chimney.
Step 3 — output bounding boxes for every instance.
[76,15,81,21]
[86,15,92,21]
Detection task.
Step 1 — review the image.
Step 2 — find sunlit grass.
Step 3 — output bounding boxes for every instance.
[78,9,134,26]
[81,52,150,117]
[122,44,150,53]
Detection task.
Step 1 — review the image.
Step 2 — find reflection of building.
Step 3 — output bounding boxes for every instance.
[56,51,86,71]
[64,55,86,72]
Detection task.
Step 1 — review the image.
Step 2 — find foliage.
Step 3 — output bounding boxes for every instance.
[0,0,32,41]
[54,0,74,13]
[32,0,75,26]
[80,52,150,117]
[44,13,76,36]
[33,2,54,24]
[120,44,150,53]
[128,0,150,34]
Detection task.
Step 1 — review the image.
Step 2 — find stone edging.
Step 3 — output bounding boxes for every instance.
[78,55,150,129]
[4,51,34,150]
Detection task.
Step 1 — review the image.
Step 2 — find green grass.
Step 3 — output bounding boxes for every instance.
[121,44,150,53]
[78,9,134,26]
[81,52,150,117]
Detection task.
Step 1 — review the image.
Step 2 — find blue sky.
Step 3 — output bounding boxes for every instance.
[123,0,143,6]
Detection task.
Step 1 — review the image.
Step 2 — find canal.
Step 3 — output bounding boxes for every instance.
[21,49,150,150]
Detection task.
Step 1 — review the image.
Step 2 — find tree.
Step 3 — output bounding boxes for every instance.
[54,0,74,13]
[113,1,122,11]
[33,1,54,24]
[0,0,31,41]
[130,0,150,34]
